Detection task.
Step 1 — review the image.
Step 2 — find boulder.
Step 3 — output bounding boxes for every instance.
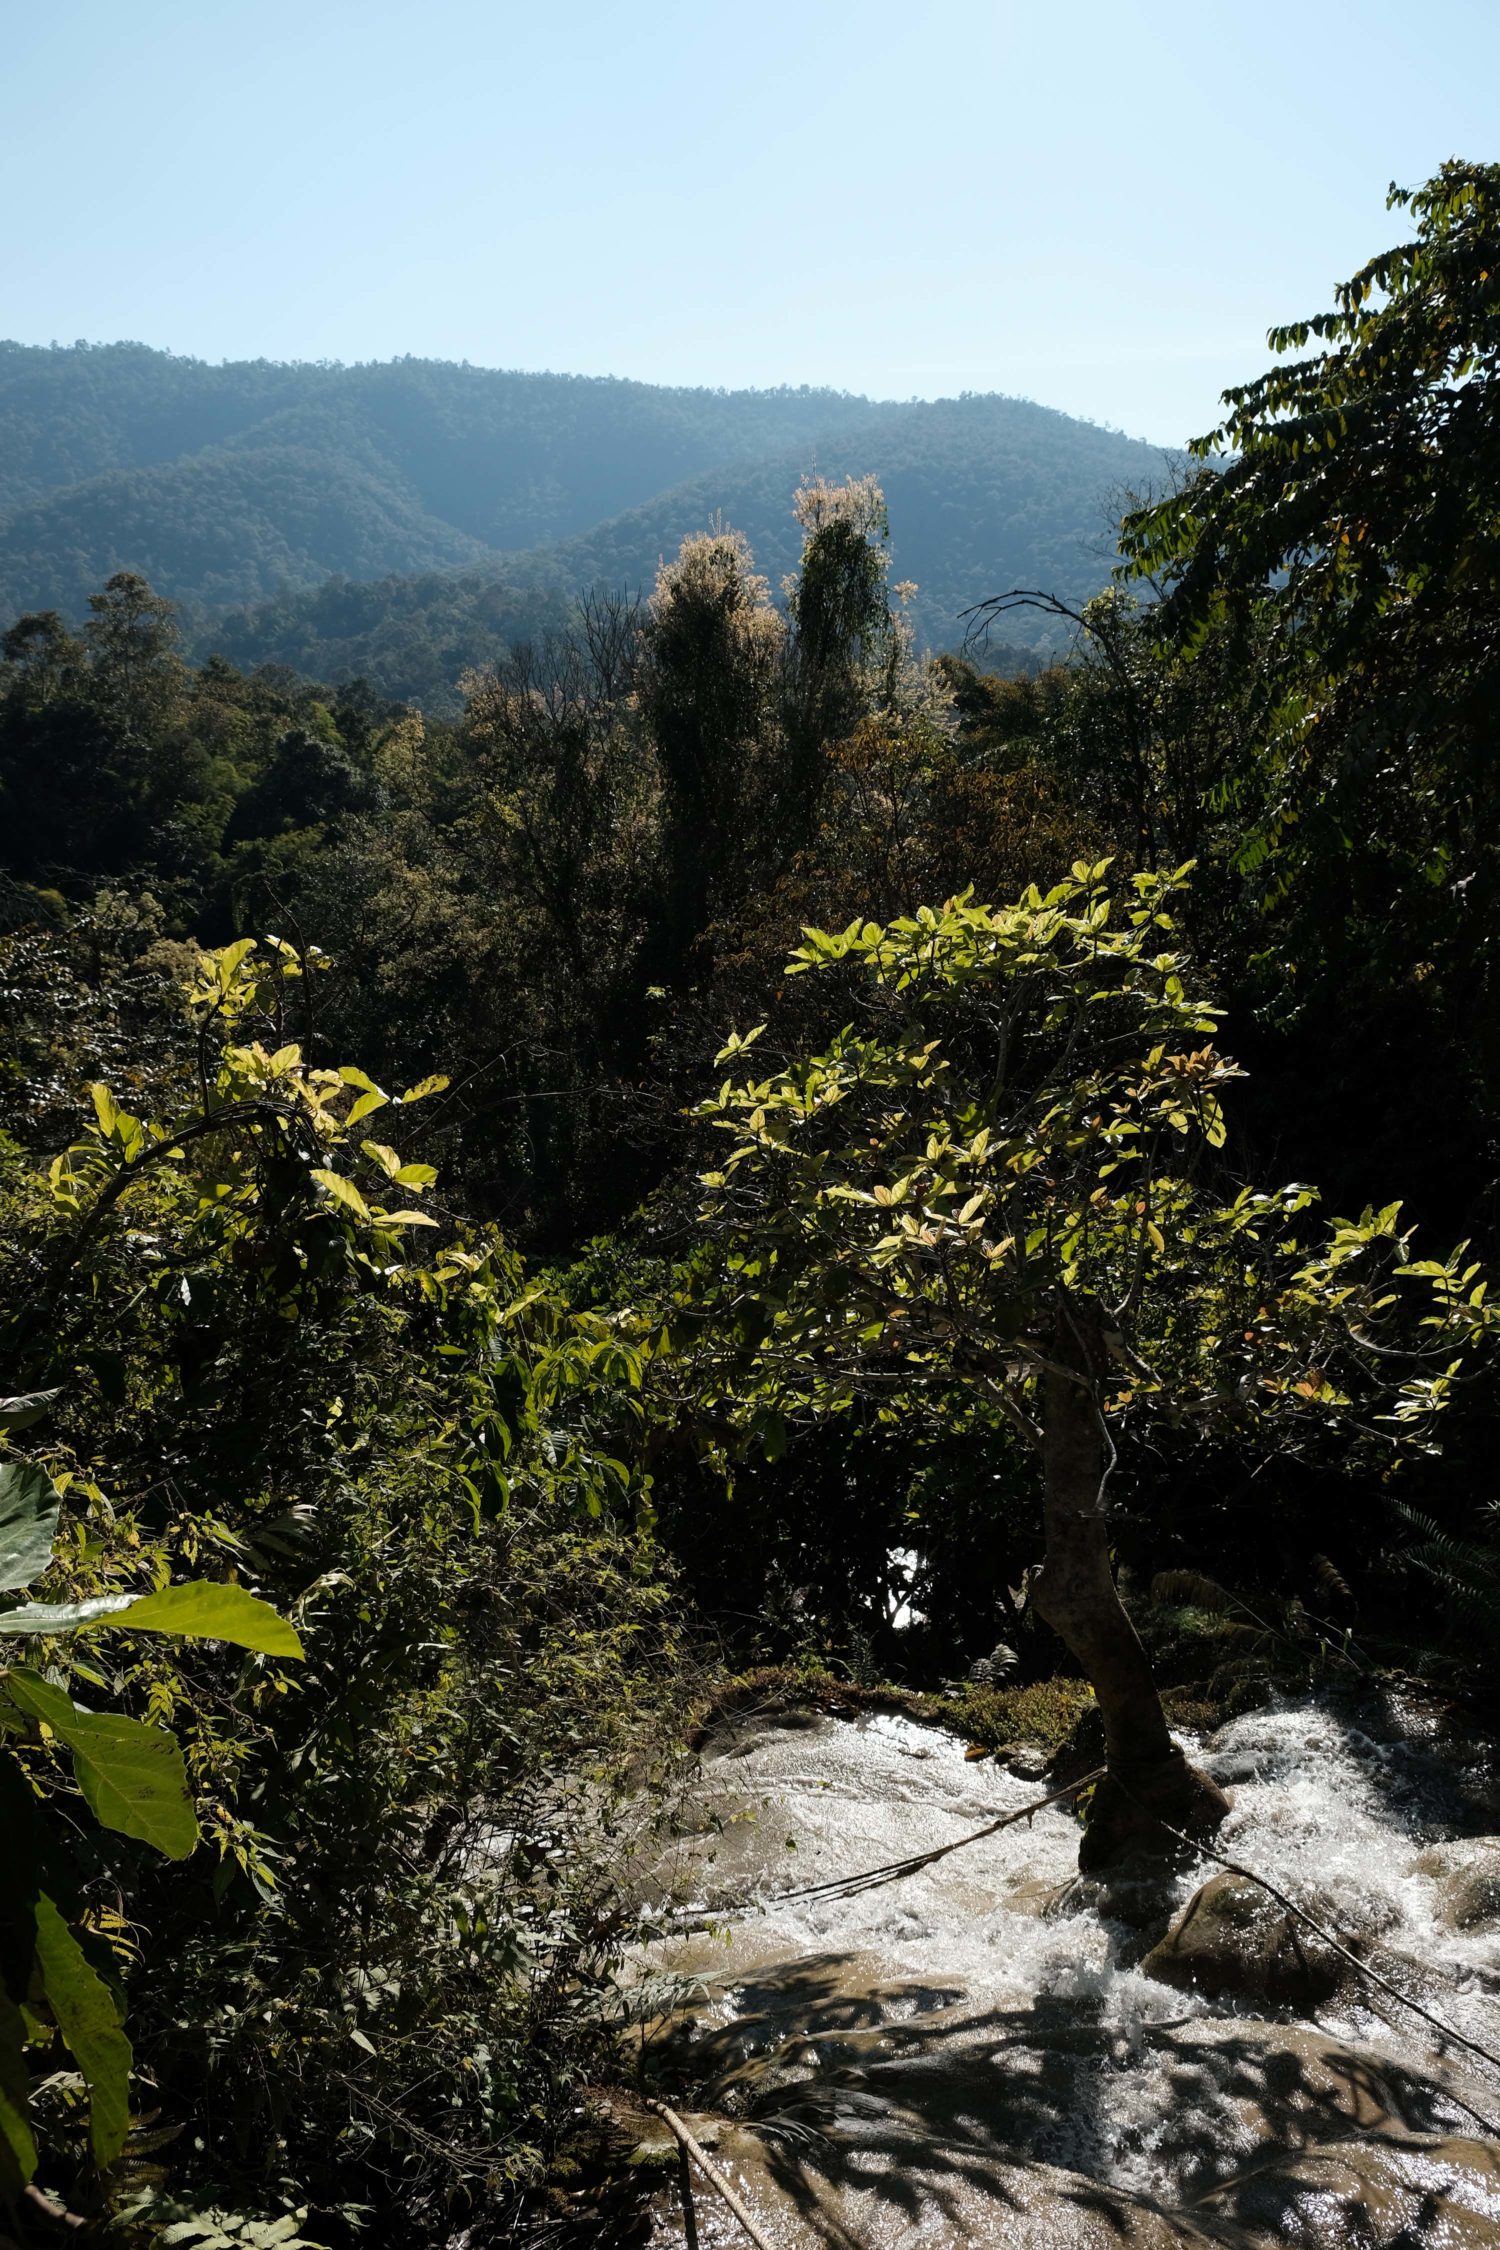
[1140,1871,1361,2012]
[1204,2133,1500,2248]
[1430,1843,1500,1932]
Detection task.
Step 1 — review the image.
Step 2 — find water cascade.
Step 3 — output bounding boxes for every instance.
[629,1695,1500,2247]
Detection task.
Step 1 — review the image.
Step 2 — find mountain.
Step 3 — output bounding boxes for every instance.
[0,343,886,620]
[0,341,1176,699]
[518,391,1164,638]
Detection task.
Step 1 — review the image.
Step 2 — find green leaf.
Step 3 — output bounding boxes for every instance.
[4,1670,198,1859]
[32,1892,131,2166]
[0,1392,59,1436]
[119,1581,303,1659]
[87,1082,119,1137]
[0,1595,137,1637]
[213,938,257,990]
[0,1464,60,1594]
[310,1169,372,1222]
[0,1993,36,2190]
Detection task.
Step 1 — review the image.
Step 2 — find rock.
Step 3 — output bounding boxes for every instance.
[662,2052,1500,2247]
[1457,1775,1500,1827]
[1205,1747,1269,1788]
[1075,1866,1179,1936]
[1000,1743,1052,1782]
[1438,1846,1500,1932]
[1204,2133,1500,2248]
[1141,1870,1361,2012]
[672,2120,1237,2249]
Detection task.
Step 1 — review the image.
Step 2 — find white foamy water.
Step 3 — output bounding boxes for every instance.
[634,1697,1500,2247]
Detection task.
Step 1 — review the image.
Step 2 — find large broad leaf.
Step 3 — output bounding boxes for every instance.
[0,1595,137,1638]
[0,1766,39,2187]
[4,1670,198,1859]
[113,1580,303,1658]
[32,1894,131,2166]
[311,1167,372,1220]
[0,1464,60,1594]
[0,1992,37,2190]
[0,1392,58,1437]
[0,1581,301,1656]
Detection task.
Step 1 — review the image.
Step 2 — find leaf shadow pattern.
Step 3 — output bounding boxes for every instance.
[651,1951,1497,2248]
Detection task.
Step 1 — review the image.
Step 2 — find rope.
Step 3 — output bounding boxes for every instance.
[666,1765,1107,1924]
[646,2099,785,2250]
[1116,1785,1500,2108]
[646,1769,1500,2233]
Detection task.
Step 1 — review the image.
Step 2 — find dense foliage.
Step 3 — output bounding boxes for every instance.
[2,160,1500,2244]
[0,925,686,2243]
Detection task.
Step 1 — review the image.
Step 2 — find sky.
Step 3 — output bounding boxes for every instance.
[4,0,1496,447]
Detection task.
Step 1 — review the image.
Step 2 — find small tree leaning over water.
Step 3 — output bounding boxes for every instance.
[691,867,1497,1868]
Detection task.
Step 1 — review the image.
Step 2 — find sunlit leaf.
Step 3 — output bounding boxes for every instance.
[0,1464,60,1594]
[311,1169,372,1222]
[4,1669,198,1859]
[120,1580,303,1658]
[0,1392,59,1436]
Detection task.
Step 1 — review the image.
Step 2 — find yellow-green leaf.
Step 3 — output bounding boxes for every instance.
[115,1580,303,1659]
[311,1169,373,1222]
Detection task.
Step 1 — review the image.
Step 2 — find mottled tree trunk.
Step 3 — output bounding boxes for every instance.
[1031,1297,1230,1872]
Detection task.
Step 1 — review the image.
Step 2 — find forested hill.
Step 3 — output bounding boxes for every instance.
[0,342,1173,697]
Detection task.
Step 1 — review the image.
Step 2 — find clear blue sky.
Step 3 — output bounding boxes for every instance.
[4,0,1494,446]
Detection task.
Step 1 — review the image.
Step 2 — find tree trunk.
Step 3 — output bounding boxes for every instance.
[1030,1296,1230,1872]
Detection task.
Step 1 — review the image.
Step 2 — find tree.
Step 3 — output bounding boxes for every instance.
[83,571,184,729]
[223,724,378,842]
[639,527,783,981]
[1118,161,1500,1093]
[460,593,653,1000]
[689,869,1496,1869]
[781,476,901,830]
[0,574,216,891]
[0,927,681,2224]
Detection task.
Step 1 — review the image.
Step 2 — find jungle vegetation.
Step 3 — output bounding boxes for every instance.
[0,157,1498,2246]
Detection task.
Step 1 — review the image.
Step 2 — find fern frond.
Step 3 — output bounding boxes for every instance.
[1151,1570,1234,1612]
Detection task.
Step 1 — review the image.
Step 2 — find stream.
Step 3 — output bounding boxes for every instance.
[630,1693,1500,2246]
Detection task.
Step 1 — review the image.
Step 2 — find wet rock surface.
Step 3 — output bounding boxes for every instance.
[1140,1870,1363,2010]
[634,1700,1500,2247]
[1419,1841,1500,1933]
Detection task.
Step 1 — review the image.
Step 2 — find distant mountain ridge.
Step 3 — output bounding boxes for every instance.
[0,341,1175,698]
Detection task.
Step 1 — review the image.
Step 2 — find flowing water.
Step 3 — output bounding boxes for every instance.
[630,1694,1500,2247]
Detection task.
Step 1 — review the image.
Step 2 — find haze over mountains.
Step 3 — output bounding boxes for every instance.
[0,340,1177,702]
